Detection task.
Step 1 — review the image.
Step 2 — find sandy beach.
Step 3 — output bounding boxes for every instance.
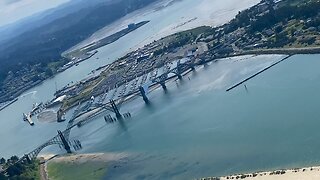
[201,166,320,180]
[40,152,128,163]
[37,110,57,123]
[40,153,128,180]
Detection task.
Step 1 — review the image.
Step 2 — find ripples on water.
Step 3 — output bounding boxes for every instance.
[2,0,320,179]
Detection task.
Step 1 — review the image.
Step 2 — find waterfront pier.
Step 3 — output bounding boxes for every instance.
[226,55,292,92]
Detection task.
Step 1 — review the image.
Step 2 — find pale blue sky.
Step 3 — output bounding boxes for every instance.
[0,0,70,27]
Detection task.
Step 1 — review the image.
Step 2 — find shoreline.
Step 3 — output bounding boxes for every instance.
[0,98,18,112]
[41,153,128,180]
[237,47,320,56]
[2,0,320,111]
[201,166,320,180]
[40,152,128,163]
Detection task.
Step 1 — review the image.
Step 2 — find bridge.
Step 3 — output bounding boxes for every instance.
[152,58,195,88]
[25,130,71,160]
[14,57,197,164]
[138,58,196,103]
[15,97,125,165]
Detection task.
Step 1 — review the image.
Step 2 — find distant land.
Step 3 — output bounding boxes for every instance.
[65,21,150,59]
[0,0,159,105]
[3,0,320,179]
[53,0,320,113]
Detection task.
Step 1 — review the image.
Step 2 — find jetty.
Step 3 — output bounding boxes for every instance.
[226,55,292,92]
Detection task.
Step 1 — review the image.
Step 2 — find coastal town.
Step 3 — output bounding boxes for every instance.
[3,0,320,124]
[2,0,320,112]
[3,0,320,179]
[51,0,320,116]
[0,21,148,111]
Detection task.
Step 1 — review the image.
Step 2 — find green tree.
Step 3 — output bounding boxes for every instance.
[9,156,19,163]
[7,164,23,177]
[0,158,5,164]
[275,25,283,34]
[45,68,53,77]
[0,173,7,180]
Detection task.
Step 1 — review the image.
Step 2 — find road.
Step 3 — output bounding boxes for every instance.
[39,158,48,180]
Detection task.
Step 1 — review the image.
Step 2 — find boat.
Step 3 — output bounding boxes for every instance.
[22,113,34,126]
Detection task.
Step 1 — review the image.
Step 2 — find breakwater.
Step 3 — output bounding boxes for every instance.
[226,55,292,92]
[238,47,320,56]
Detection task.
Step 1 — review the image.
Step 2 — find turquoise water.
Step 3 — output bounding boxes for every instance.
[59,54,320,179]
[0,0,260,158]
[1,0,320,179]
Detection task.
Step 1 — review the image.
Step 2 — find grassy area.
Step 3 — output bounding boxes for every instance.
[19,160,41,180]
[60,77,100,111]
[61,90,91,111]
[47,161,107,180]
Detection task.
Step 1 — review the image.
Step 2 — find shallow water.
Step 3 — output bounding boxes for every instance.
[2,0,320,179]
[60,54,320,179]
[0,0,260,158]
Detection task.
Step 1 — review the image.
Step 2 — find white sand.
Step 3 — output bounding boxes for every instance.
[201,167,320,180]
[39,153,128,164]
[37,110,57,123]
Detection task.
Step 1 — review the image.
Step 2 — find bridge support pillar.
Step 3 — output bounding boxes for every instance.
[160,82,167,91]
[139,86,149,104]
[57,109,64,122]
[58,130,72,154]
[24,154,31,164]
[110,100,122,119]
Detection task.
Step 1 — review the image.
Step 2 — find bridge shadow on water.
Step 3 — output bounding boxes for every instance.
[82,123,109,139]
[163,87,177,105]
[117,117,128,131]
[203,62,211,70]
[143,100,156,114]
[178,78,186,86]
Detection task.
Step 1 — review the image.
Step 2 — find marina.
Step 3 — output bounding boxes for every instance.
[4,0,320,179]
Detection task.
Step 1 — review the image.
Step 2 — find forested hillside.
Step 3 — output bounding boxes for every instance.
[0,0,158,83]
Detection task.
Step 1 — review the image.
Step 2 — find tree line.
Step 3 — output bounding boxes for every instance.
[0,156,39,180]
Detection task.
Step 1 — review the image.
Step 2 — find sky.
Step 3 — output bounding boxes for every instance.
[0,0,70,27]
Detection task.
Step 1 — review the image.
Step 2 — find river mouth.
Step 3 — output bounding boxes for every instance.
[52,54,320,179]
[2,0,320,178]
[0,0,261,159]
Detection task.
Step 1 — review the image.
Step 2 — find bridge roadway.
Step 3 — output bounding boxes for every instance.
[1,50,294,174]
[14,57,198,164]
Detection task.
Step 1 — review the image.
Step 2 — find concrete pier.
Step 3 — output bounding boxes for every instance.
[160,82,167,90]
[139,86,149,103]
[110,100,122,119]
[58,130,72,154]
[226,55,292,92]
